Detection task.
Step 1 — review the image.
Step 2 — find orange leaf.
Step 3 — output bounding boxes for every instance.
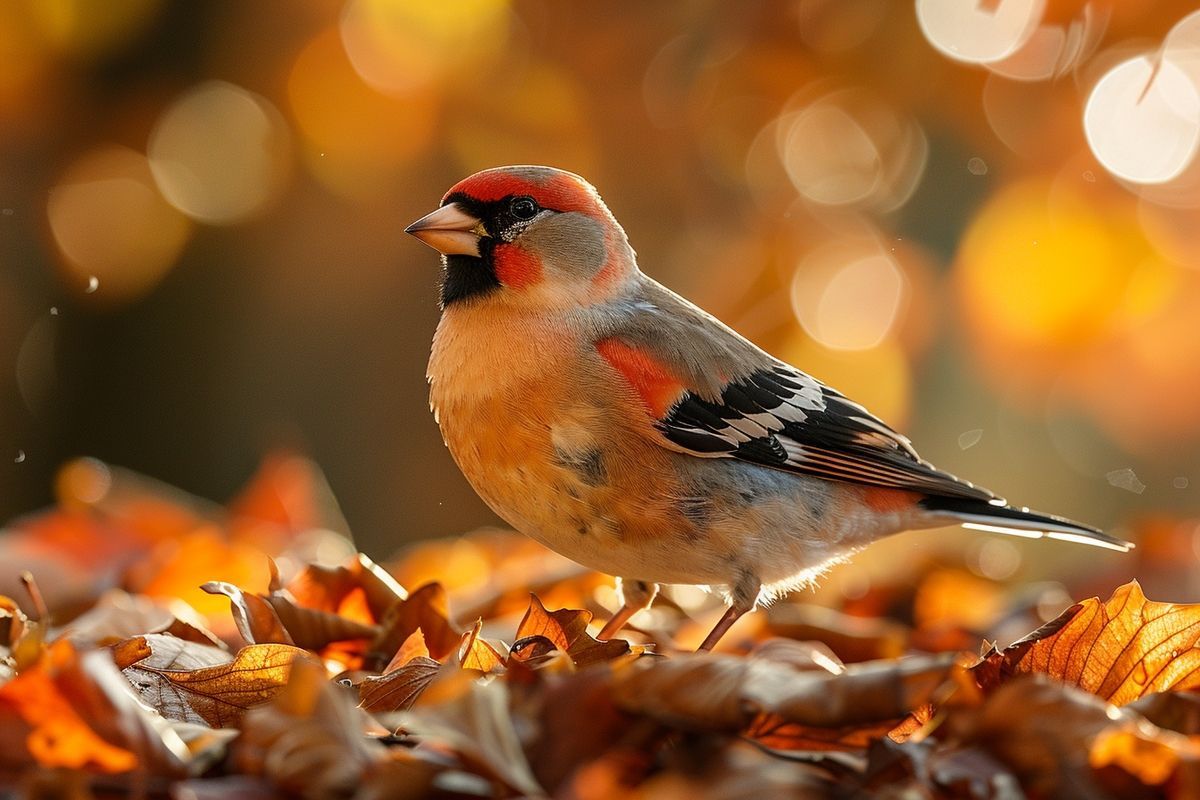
[372,582,461,665]
[459,620,506,674]
[976,580,1200,705]
[516,594,588,652]
[123,643,311,728]
[286,553,408,626]
[127,527,273,625]
[0,641,136,773]
[513,595,632,667]
[383,629,431,673]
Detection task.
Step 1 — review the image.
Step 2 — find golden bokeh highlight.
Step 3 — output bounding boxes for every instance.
[46,145,192,303]
[445,59,598,178]
[339,0,509,95]
[791,238,909,352]
[23,0,161,58]
[148,81,292,224]
[956,178,1142,369]
[287,27,438,199]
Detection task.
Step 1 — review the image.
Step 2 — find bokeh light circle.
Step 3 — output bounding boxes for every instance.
[916,0,1045,65]
[791,241,908,351]
[46,145,192,303]
[1084,55,1200,185]
[148,81,292,224]
[340,0,509,95]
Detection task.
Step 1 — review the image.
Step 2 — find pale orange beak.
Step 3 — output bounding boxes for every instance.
[405,203,486,257]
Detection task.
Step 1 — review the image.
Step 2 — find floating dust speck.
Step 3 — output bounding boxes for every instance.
[1106,468,1146,494]
[967,157,988,175]
[958,428,984,449]
[1175,477,1190,489]
[1082,170,1096,182]
[49,307,58,316]
[85,276,99,293]
[2,208,13,216]
[14,450,25,463]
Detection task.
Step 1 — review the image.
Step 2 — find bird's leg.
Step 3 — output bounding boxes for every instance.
[598,578,659,640]
[697,575,760,651]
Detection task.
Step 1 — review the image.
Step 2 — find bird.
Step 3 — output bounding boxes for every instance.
[405,165,1133,651]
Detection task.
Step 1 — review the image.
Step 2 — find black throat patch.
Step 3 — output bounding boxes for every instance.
[439,239,501,307]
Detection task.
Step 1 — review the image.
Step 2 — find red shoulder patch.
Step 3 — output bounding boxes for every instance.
[596,339,686,418]
[861,487,924,513]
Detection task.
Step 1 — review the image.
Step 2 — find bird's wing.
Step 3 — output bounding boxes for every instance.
[596,283,996,503]
[654,360,996,501]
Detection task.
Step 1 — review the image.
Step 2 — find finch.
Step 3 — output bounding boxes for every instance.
[406,165,1132,650]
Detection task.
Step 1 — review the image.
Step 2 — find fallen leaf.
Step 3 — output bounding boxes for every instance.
[976,580,1200,704]
[372,582,461,666]
[357,657,443,713]
[235,657,391,797]
[460,620,506,674]
[201,580,294,647]
[61,589,223,649]
[114,633,233,671]
[0,641,137,773]
[122,643,310,728]
[399,677,545,797]
[948,674,1200,797]
[767,603,909,663]
[126,526,274,626]
[515,594,631,667]
[1127,689,1200,735]
[227,451,352,556]
[287,553,407,625]
[612,649,957,741]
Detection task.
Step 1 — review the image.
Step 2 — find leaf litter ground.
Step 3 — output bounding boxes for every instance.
[2,454,1199,798]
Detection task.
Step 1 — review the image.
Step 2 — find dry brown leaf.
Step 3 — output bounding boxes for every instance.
[202,580,294,646]
[766,603,909,663]
[62,589,223,649]
[862,738,1023,799]
[612,650,957,739]
[266,591,379,651]
[114,633,233,672]
[357,656,443,713]
[398,677,545,797]
[947,674,1200,797]
[975,580,1200,705]
[122,642,311,728]
[372,582,461,666]
[235,657,394,798]
[1128,689,1200,735]
[226,451,352,548]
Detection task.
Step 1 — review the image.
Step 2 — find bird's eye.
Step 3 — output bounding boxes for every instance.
[510,196,538,221]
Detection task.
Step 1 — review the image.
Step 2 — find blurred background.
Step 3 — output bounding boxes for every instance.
[2,0,1200,594]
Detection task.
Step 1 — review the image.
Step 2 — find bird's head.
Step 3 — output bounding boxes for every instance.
[406,166,637,310]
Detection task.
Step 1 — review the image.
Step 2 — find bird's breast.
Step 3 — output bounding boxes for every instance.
[426,307,704,579]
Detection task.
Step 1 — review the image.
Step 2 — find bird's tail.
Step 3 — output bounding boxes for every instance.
[918,496,1134,552]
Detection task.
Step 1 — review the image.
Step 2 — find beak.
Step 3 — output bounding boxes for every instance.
[405,203,485,257]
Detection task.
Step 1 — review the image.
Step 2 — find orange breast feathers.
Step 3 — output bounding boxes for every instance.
[596,339,687,419]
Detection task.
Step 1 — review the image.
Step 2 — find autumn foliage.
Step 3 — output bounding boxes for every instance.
[2,456,1199,798]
